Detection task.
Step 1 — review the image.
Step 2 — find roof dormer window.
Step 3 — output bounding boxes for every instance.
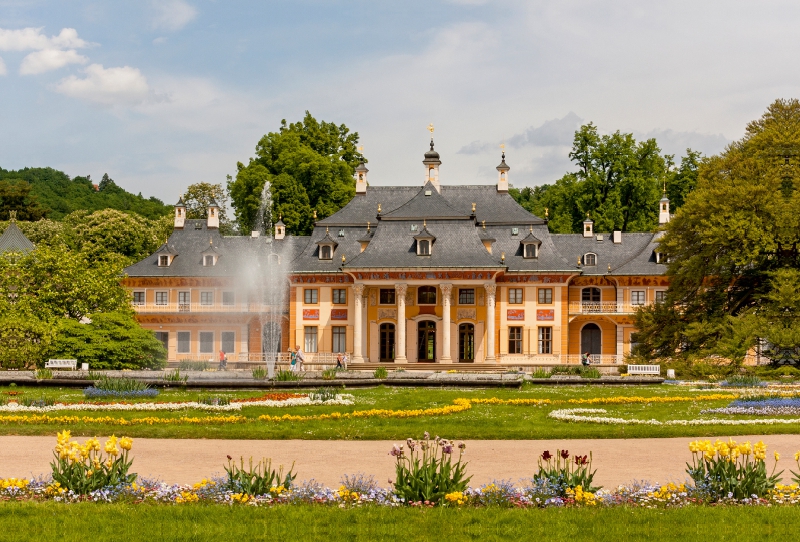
[520,228,541,259]
[414,221,435,256]
[158,255,171,267]
[320,245,333,260]
[524,244,537,259]
[584,253,597,266]
[418,239,431,256]
[316,227,338,261]
[203,254,216,266]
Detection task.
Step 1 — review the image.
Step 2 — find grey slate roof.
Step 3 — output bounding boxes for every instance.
[490,224,574,273]
[317,187,420,226]
[344,219,502,269]
[548,232,666,276]
[0,222,34,253]
[381,182,467,219]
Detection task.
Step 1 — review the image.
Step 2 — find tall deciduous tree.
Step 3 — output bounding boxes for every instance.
[633,99,800,364]
[0,179,48,220]
[229,111,365,235]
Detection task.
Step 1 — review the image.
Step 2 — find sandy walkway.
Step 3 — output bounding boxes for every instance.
[1,435,797,487]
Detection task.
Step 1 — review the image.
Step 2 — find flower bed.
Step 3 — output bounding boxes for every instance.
[549,407,800,426]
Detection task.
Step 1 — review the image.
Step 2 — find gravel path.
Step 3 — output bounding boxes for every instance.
[1,435,796,487]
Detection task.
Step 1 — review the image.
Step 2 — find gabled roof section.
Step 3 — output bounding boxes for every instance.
[381,182,467,220]
[156,242,178,256]
[315,229,339,247]
[414,224,436,241]
[317,186,419,226]
[521,230,542,244]
[549,231,666,275]
[440,186,545,225]
[0,222,34,253]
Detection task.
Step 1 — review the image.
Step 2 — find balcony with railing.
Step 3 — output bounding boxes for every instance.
[568,302,643,315]
[133,302,280,314]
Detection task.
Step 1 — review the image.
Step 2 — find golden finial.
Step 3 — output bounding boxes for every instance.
[608,263,612,273]
[663,180,667,194]
[530,225,533,233]
[427,123,434,135]
[358,145,364,153]
[586,211,590,218]
[209,238,213,246]
[342,254,346,264]
[423,219,427,228]
[471,202,476,213]
[501,252,505,263]
[313,210,317,220]
[377,203,382,214]
[577,256,582,266]
[545,208,549,219]
[482,220,485,230]
[367,221,370,232]
[279,214,282,221]
[326,227,329,234]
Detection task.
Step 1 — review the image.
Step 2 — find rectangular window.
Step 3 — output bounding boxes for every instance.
[132,291,145,305]
[538,327,552,354]
[178,291,190,311]
[304,289,318,304]
[154,331,169,351]
[200,291,214,306]
[155,291,168,305]
[508,326,523,354]
[332,326,346,353]
[222,291,235,306]
[158,255,169,267]
[631,291,646,305]
[379,288,396,305]
[538,288,553,304]
[304,326,318,353]
[332,289,347,304]
[655,291,666,303]
[199,331,214,353]
[508,288,523,304]
[458,288,475,305]
[177,331,191,353]
[203,255,214,266]
[221,331,235,354]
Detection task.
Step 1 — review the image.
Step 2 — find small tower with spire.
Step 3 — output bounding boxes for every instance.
[274,215,285,240]
[496,144,510,193]
[658,187,670,225]
[422,123,442,192]
[355,160,368,196]
[174,196,186,229]
[583,213,594,238]
[207,197,219,229]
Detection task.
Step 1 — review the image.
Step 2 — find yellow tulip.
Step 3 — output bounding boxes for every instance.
[775,452,780,462]
[119,437,133,451]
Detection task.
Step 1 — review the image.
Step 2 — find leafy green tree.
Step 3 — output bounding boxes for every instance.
[181,182,236,235]
[229,111,365,235]
[47,312,166,370]
[510,124,699,233]
[633,99,800,364]
[0,312,53,369]
[66,209,167,264]
[0,179,48,220]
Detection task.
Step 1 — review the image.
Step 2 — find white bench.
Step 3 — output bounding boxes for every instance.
[627,364,661,376]
[45,359,78,371]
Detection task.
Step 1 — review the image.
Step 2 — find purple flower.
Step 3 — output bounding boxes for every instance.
[423,431,430,440]
[560,450,569,460]
[541,450,552,461]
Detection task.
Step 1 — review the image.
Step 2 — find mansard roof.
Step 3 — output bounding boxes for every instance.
[381,183,466,220]
[549,231,666,276]
[0,222,34,253]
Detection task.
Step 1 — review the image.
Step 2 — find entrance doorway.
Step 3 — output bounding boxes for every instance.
[458,323,474,362]
[581,323,602,357]
[417,321,436,362]
[379,323,395,362]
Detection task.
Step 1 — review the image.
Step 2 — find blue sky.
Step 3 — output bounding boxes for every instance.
[1,1,798,203]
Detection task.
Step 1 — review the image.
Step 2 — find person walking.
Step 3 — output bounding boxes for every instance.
[581,352,590,367]
[289,349,297,372]
[218,350,227,371]
[295,344,306,372]
[336,353,344,370]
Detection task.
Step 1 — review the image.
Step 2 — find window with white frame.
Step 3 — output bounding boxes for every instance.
[304,326,318,353]
[221,331,235,354]
[304,289,318,304]
[199,331,214,353]
[631,291,646,305]
[158,255,170,267]
[584,253,597,266]
[200,291,214,306]
[332,326,346,353]
[155,291,168,305]
[177,331,191,353]
[178,291,190,311]
[508,327,523,354]
[222,291,235,306]
[538,327,552,354]
[132,291,145,305]
[203,255,215,266]
[538,288,553,304]
[508,288,523,304]
[417,239,431,255]
[458,288,475,305]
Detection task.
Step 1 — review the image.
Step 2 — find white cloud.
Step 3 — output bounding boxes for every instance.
[20,49,88,75]
[55,64,151,106]
[0,27,92,51]
[151,0,197,31]
[0,56,6,76]
[153,37,168,45]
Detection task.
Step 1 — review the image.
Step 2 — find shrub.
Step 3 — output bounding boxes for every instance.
[534,449,599,495]
[550,366,581,376]
[34,368,53,380]
[580,367,602,379]
[374,366,389,379]
[224,456,296,496]
[530,368,550,379]
[340,472,379,494]
[687,439,781,501]
[163,369,188,384]
[178,360,211,371]
[50,430,136,495]
[86,370,104,381]
[94,376,151,393]
[721,374,765,388]
[309,387,338,402]
[390,432,471,505]
[321,368,337,381]
[251,367,268,380]
[273,369,302,382]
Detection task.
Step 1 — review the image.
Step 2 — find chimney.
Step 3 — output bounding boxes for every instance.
[582,214,593,238]
[207,197,220,229]
[612,230,622,244]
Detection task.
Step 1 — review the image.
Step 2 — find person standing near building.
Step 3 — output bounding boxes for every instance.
[295,344,306,372]
[218,349,227,371]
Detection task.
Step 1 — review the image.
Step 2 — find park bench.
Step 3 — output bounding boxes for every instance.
[627,364,661,376]
[45,359,78,371]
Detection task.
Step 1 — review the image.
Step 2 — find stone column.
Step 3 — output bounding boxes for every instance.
[352,283,365,363]
[440,283,453,363]
[395,283,408,363]
[484,284,497,362]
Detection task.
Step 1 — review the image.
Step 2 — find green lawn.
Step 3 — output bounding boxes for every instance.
[1,384,798,440]
[0,502,796,541]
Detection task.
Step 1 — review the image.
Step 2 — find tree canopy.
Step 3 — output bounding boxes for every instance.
[633,99,800,365]
[228,111,365,235]
[511,124,700,233]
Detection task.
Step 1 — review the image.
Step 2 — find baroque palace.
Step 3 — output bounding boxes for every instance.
[122,138,670,365]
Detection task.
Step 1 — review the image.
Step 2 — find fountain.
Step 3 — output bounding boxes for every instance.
[242,181,289,378]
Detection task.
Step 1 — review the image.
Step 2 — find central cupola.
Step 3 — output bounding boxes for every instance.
[422,123,442,192]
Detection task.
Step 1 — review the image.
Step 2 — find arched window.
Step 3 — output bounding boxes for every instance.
[418,240,430,256]
[429,167,435,180]
[418,286,437,305]
[584,253,597,266]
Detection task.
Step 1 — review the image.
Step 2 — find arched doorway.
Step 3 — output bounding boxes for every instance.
[379,323,395,362]
[581,323,602,358]
[417,321,436,362]
[458,323,474,362]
